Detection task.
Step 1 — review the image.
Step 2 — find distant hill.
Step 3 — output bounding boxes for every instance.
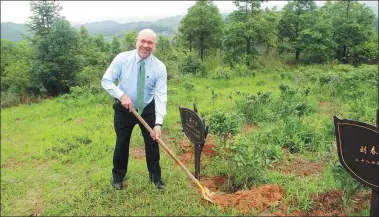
[1,22,29,42]
[1,8,377,43]
[74,15,183,38]
[1,15,183,42]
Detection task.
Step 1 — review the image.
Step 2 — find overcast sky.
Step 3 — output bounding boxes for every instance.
[1,1,377,24]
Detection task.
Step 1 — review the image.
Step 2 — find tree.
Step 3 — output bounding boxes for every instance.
[277,0,317,60]
[93,34,109,53]
[26,0,62,37]
[178,1,224,61]
[78,26,91,54]
[321,0,376,63]
[1,39,33,93]
[31,18,83,96]
[154,35,175,63]
[223,1,278,66]
[110,34,121,60]
[121,31,137,51]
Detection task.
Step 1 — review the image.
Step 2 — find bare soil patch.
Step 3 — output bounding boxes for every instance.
[262,189,371,216]
[178,135,219,163]
[271,154,325,177]
[75,117,86,124]
[211,184,285,214]
[318,101,340,115]
[244,122,259,133]
[131,147,145,160]
[200,175,227,192]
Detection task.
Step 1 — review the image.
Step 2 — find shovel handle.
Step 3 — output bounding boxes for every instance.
[130,108,207,193]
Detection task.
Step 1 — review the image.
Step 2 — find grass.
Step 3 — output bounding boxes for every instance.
[1,64,376,216]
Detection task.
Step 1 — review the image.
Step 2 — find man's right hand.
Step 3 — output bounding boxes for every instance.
[120,94,133,112]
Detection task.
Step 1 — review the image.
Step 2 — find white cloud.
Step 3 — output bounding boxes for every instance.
[1,1,377,25]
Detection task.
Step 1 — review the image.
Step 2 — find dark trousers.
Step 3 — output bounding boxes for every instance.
[112,99,161,183]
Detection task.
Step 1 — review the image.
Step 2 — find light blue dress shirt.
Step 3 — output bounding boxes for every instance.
[101,49,167,124]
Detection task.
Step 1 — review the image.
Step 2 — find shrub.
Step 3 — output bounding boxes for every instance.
[211,66,233,80]
[207,109,245,140]
[236,91,273,123]
[179,54,206,76]
[182,81,195,93]
[233,64,250,77]
[77,65,105,87]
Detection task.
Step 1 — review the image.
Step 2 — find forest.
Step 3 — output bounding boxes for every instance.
[1,0,377,106]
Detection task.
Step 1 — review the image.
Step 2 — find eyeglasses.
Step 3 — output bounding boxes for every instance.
[137,39,155,46]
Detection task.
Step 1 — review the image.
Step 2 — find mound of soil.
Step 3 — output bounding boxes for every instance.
[211,184,285,214]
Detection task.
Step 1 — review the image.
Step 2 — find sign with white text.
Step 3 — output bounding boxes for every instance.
[179,107,206,145]
[333,116,379,191]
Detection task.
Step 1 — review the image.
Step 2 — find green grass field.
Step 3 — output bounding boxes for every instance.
[1,64,377,216]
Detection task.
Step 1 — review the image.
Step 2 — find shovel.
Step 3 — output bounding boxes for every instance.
[130,108,214,204]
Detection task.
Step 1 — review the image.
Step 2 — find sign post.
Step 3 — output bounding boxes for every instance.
[179,104,209,180]
[333,109,379,217]
[370,109,379,217]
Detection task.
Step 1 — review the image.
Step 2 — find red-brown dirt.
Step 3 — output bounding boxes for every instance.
[178,135,219,162]
[131,147,145,160]
[260,189,371,216]
[178,152,194,165]
[200,175,227,192]
[244,122,259,134]
[307,190,347,216]
[177,134,368,215]
[271,154,325,177]
[351,191,371,213]
[211,184,285,214]
[202,143,218,158]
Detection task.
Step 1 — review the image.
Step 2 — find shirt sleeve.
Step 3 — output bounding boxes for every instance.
[154,63,168,125]
[101,53,125,100]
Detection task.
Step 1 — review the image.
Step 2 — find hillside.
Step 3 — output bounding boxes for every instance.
[0,22,29,42]
[74,15,183,37]
[1,15,183,42]
[1,64,376,216]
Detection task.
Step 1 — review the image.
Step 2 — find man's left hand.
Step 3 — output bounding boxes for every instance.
[151,125,161,141]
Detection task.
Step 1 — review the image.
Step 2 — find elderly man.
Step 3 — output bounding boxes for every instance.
[101,29,168,190]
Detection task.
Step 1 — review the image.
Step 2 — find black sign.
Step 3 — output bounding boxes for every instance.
[179,107,206,145]
[333,116,379,191]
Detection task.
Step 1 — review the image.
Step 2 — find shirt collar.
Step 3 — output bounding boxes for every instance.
[135,49,152,64]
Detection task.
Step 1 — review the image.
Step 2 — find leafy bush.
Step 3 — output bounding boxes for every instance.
[268,115,332,153]
[233,64,250,77]
[179,54,206,76]
[77,65,105,87]
[211,66,233,80]
[182,81,195,92]
[207,109,245,139]
[1,89,20,108]
[236,91,273,123]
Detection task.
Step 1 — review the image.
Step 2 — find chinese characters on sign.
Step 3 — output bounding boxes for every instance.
[184,118,202,140]
[179,107,206,145]
[357,145,379,166]
[333,116,379,191]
